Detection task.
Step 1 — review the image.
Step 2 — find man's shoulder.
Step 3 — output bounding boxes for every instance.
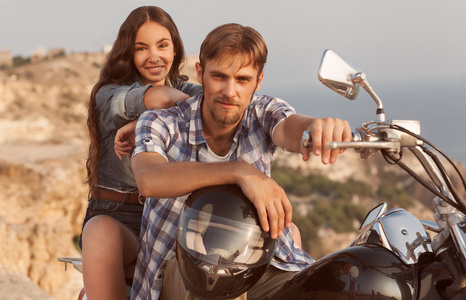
[251,94,289,105]
[249,94,292,111]
[252,93,274,103]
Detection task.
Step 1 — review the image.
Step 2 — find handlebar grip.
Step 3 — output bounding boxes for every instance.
[330,140,400,150]
[302,130,358,149]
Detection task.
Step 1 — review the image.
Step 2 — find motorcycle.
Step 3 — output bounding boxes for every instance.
[57,257,87,300]
[270,49,466,299]
[58,50,465,300]
[57,257,131,299]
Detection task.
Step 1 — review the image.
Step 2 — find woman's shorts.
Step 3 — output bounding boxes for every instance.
[79,197,144,250]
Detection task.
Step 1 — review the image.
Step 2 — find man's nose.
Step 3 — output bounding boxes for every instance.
[223,80,236,98]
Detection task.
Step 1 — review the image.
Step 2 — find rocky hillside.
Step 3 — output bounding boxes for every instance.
[0,54,101,300]
[0,54,464,299]
[0,53,198,299]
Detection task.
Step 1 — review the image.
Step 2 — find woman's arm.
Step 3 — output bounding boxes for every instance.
[114,85,192,159]
[114,120,136,159]
[143,85,190,109]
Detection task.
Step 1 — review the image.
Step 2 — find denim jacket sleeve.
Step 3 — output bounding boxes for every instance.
[97,81,201,131]
[173,81,203,97]
[104,83,151,129]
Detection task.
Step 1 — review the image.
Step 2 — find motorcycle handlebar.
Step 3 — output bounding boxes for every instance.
[302,123,423,153]
[329,140,399,150]
[301,129,399,151]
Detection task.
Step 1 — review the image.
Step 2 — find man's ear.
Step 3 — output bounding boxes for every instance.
[195,62,203,85]
[255,71,264,92]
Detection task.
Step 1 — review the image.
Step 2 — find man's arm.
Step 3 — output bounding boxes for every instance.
[273,114,352,164]
[131,152,291,239]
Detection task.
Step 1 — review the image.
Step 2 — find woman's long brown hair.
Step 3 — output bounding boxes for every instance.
[86,6,188,194]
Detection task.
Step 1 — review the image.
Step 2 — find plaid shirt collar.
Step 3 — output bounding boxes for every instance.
[187,92,247,147]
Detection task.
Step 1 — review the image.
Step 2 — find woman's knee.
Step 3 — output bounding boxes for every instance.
[82,215,138,266]
[82,215,126,250]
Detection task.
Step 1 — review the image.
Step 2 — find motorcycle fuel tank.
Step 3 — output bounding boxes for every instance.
[271,244,415,300]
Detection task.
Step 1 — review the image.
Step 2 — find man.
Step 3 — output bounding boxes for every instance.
[130,23,351,299]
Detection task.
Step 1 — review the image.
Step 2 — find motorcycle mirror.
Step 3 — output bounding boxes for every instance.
[317,49,360,100]
[359,202,387,230]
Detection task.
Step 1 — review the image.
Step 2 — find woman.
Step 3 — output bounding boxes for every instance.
[81,6,201,299]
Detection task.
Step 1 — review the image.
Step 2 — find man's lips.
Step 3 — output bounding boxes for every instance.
[217,102,239,110]
[215,97,240,108]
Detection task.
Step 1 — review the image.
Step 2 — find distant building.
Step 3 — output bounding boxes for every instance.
[48,48,66,58]
[0,47,13,68]
[30,46,46,63]
[103,44,113,54]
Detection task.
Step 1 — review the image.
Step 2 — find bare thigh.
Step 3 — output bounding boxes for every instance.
[82,215,138,277]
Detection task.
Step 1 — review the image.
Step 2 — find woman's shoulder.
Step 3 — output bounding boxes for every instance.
[172,80,202,97]
[97,82,143,94]
[140,94,199,125]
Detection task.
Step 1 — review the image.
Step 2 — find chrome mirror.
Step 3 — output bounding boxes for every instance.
[359,202,387,230]
[318,49,386,122]
[317,49,360,100]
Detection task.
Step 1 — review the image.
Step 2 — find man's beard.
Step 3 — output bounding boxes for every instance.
[209,97,243,125]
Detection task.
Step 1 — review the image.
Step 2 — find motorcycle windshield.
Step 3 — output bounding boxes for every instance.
[178,207,276,267]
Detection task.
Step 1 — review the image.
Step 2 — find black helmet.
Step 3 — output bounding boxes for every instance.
[176,184,277,300]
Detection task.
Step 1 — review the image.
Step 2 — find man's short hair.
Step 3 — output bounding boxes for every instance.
[199,23,268,76]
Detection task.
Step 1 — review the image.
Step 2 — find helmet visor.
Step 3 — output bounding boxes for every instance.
[178,206,276,267]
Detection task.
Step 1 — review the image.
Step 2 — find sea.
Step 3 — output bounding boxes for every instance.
[261,77,466,167]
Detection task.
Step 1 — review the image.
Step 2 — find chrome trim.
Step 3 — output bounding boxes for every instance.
[351,209,432,264]
[450,221,466,261]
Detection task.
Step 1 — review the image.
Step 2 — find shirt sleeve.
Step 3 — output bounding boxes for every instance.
[133,109,170,162]
[103,83,151,129]
[261,96,296,138]
[102,81,201,130]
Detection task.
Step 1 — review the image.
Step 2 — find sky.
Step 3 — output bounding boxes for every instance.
[1,0,465,164]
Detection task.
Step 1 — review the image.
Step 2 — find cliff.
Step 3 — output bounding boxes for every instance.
[0,53,100,300]
[0,53,199,299]
[0,54,464,299]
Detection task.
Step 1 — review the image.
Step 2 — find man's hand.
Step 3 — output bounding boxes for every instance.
[300,117,351,164]
[131,153,292,240]
[236,162,292,239]
[114,120,137,160]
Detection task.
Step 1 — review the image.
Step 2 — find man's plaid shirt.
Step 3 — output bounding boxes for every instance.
[131,93,314,299]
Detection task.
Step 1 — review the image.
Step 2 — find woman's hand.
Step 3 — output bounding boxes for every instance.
[114,121,137,160]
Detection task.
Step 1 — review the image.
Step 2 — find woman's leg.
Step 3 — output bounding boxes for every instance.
[82,215,138,300]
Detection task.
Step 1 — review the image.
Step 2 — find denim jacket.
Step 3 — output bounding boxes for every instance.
[95,80,202,191]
